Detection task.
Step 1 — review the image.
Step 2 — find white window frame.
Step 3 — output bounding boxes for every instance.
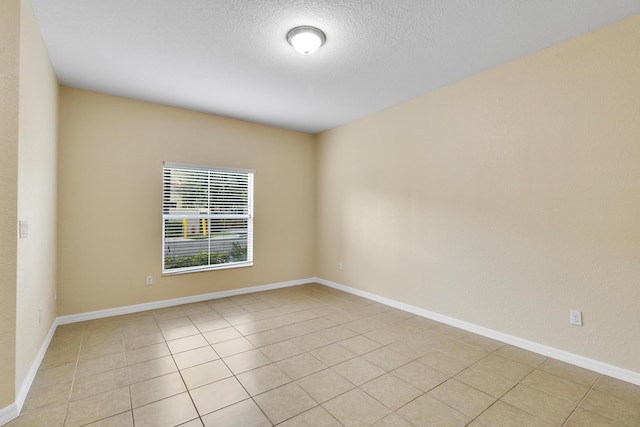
[162,162,254,275]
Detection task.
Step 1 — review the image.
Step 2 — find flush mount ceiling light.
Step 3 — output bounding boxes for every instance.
[287,26,326,56]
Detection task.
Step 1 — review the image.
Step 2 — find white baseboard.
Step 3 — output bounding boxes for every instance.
[314,277,640,386]
[57,278,315,325]
[0,404,17,426]
[14,321,58,414]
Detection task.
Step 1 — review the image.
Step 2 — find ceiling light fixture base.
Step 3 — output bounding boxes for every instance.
[287,26,326,56]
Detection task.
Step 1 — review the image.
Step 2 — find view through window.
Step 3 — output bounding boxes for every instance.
[162,163,254,274]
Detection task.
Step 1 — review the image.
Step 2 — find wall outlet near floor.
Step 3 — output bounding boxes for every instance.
[570,309,583,326]
[146,275,153,285]
[338,261,344,271]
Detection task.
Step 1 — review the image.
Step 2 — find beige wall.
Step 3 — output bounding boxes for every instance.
[15,0,59,394]
[57,88,316,315]
[317,15,640,372]
[0,0,20,409]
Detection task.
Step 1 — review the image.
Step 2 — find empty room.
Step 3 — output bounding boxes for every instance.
[1,0,639,426]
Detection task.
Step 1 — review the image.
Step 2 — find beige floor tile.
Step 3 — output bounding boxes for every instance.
[153,307,187,321]
[501,383,578,425]
[76,352,126,378]
[460,333,504,351]
[565,407,625,427]
[473,401,553,427]
[276,353,327,380]
[363,347,412,372]
[223,348,271,374]
[389,337,435,359]
[202,327,242,344]
[361,374,423,410]
[332,357,385,386]
[201,398,271,427]
[318,325,358,342]
[162,324,200,341]
[122,323,161,340]
[70,367,129,401]
[66,386,131,427]
[323,388,391,427]
[180,359,232,389]
[5,403,66,427]
[431,324,469,339]
[39,345,79,370]
[391,360,448,392]
[236,364,292,395]
[130,372,186,408]
[310,343,357,366]
[494,345,547,368]
[414,329,458,350]
[429,379,495,418]
[397,394,470,427]
[538,358,600,387]
[182,302,215,316]
[123,331,164,351]
[21,381,72,414]
[212,336,255,357]
[290,331,333,351]
[278,406,341,427]
[364,327,407,346]
[132,392,198,427]
[157,316,192,331]
[471,353,533,382]
[190,377,250,415]
[339,335,382,356]
[10,284,634,427]
[455,365,519,398]
[166,334,208,354]
[436,340,489,365]
[296,368,355,403]
[416,350,468,376]
[580,389,640,426]
[594,375,640,404]
[260,340,305,362]
[85,411,133,426]
[79,340,125,362]
[125,342,170,365]
[30,362,76,389]
[178,419,204,427]
[254,383,317,424]
[127,355,177,384]
[189,309,223,323]
[81,330,123,349]
[521,369,590,405]
[194,317,232,333]
[343,317,388,334]
[173,345,219,370]
[370,413,413,427]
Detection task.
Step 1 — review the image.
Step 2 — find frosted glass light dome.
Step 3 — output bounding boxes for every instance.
[287,26,326,55]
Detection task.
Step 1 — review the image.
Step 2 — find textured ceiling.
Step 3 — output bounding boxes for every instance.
[29,0,640,133]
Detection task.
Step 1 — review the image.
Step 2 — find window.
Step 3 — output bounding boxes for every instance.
[162,162,254,274]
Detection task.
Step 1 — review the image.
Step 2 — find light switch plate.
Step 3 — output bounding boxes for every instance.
[19,220,28,238]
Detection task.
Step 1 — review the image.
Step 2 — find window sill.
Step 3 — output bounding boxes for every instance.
[162,261,253,276]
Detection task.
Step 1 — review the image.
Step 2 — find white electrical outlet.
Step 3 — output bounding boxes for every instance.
[570,309,583,326]
[338,261,344,271]
[146,275,153,285]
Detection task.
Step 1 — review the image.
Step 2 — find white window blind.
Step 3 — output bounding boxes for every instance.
[162,162,254,274]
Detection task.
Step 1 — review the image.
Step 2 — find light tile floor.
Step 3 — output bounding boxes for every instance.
[8,283,640,426]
